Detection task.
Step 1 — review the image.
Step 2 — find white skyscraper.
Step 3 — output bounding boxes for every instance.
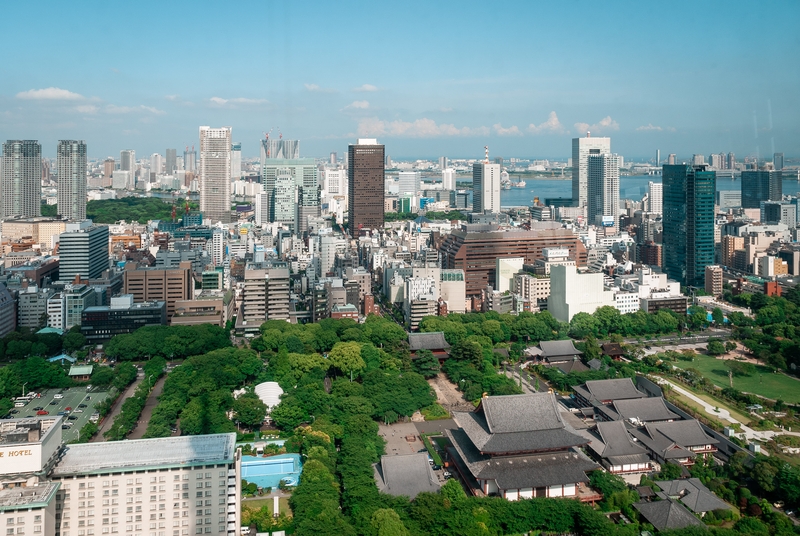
[120,150,135,172]
[398,171,421,195]
[56,140,87,221]
[150,153,162,181]
[199,126,232,224]
[254,192,269,225]
[231,142,242,180]
[472,149,501,213]
[648,181,663,214]
[1,140,41,219]
[587,153,620,231]
[572,134,611,207]
[442,168,456,191]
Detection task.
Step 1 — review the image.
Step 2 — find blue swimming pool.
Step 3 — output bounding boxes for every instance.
[240,454,302,489]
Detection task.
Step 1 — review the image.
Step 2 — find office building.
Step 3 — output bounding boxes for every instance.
[667,153,677,165]
[691,154,705,166]
[2,140,41,218]
[774,152,784,171]
[348,139,385,235]
[440,224,587,299]
[56,140,87,220]
[150,153,163,180]
[473,151,501,213]
[231,142,242,180]
[587,153,620,230]
[254,192,269,225]
[398,171,421,196]
[16,285,54,329]
[572,134,611,207]
[648,181,663,213]
[122,262,193,319]
[81,294,167,340]
[716,190,741,209]
[548,265,615,322]
[63,283,98,329]
[184,145,196,173]
[239,261,290,326]
[495,257,524,293]
[58,221,110,281]
[762,201,796,228]
[663,165,716,287]
[260,145,318,233]
[1,217,66,250]
[165,148,177,173]
[199,126,232,223]
[119,150,135,171]
[704,265,723,297]
[261,138,299,160]
[102,157,115,184]
[442,168,456,191]
[741,169,782,209]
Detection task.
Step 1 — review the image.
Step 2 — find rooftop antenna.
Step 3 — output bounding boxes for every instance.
[587,131,591,138]
[484,145,489,164]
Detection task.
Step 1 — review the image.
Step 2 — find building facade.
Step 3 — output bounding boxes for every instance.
[572,135,611,207]
[741,170,782,209]
[348,139,385,235]
[587,153,620,230]
[56,140,87,221]
[199,127,232,224]
[2,140,42,219]
[58,222,110,282]
[122,262,193,319]
[473,160,501,214]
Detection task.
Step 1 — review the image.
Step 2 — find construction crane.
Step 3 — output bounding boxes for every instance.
[484,145,489,163]
[262,129,274,157]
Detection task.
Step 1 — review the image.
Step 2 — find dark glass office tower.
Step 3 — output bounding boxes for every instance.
[663,164,716,288]
[741,170,782,208]
[348,139,385,235]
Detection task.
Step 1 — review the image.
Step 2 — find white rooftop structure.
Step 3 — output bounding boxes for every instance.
[254,381,284,410]
[52,433,236,475]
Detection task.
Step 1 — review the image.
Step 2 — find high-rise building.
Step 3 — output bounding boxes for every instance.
[773,152,785,171]
[1,140,41,219]
[183,145,196,173]
[122,261,193,319]
[442,168,456,191]
[704,265,723,297]
[58,220,110,282]
[648,181,663,213]
[587,153,620,230]
[330,151,337,164]
[199,126,232,223]
[348,139,385,234]
[473,149,501,214]
[741,169,782,208]
[254,191,269,225]
[56,140,87,221]
[709,153,725,169]
[727,152,736,170]
[102,157,115,186]
[149,152,162,181]
[572,134,611,207]
[439,156,448,170]
[656,149,660,165]
[691,154,705,166]
[663,164,716,287]
[668,153,677,165]
[398,171,421,195]
[165,148,177,173]
[231,142,242,180]
[119,150,135,171]
[261,138,299,160]
[260,140,318,233]
[272,169,298,227]
[240,261,290,323]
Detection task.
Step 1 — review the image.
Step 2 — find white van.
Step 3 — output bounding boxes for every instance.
[54,393,64,399]
[14,402,26,408]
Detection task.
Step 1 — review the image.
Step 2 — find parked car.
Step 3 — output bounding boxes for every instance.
[36,410,49,415]
[73,409,83,413]
[65,407,72,411]
[443,471,452,479]
[68,416,78,420]
[54,393,64,399]
[33,406,43,411]
[50,401,58,405]
[78,404,88,408]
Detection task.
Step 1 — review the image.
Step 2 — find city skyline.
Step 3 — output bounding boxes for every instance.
[0,1,797,159]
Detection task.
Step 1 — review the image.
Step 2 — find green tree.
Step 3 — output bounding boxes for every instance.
[328,342,366,380]
[413,349,440,378]
[439,478,467,503]
[90,366,116,386]
[658,462,683,480]
[753,460,778,492]
[370,508,410,536]
[450,339,484,368]
[63,330,87,353]
[233,395,268,429]
[707,340,726,356]
[711,307,725,325]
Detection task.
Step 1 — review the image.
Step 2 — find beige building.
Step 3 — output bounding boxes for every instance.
[171,292,235,327]
[237,262,290,334]
[704,265,723,297]
[720,235,743,267]
[123,262,193,319]
[1,217,66,250]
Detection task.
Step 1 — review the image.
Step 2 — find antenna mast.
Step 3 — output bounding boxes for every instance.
[484,145,489,164]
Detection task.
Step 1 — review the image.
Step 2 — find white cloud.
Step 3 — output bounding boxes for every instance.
[493,123,522,136]
[16,87,84,100]
[209,96,268,106]
[574,115,619,134]
[345,100,370,110]
[165,95,180,101]
[636,123,676,132]
[357,117,490,138]
[527,111,566,134]
[353,84,378,92]
[105,104,164,115]
[304,83,335,93]
[75,105,98,114]
[139,105,165,115]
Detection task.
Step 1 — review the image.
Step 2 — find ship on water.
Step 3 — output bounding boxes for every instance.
[511,175,526,188]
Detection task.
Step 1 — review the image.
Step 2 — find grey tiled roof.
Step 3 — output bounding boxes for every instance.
[656,478,729,513]
[537,340,582,360]
[633,499,705,531]
[483,393,564,433]
[628,419,717,461]
[408,332,451,351]
[587,420,649,465]
[374,453,440,499]
[550,359,589,373]
[612,397,680,423]
[573,378,646,403]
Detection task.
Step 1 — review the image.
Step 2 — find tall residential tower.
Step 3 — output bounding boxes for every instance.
[1,140,42,219]
[199,126,232,224]
[56,140,87,220]
[473,147,501,213]
[572,134,611,207]
[587,153,620,231]
[348,138,385,235]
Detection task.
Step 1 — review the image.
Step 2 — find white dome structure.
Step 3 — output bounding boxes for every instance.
[254,381,284,411]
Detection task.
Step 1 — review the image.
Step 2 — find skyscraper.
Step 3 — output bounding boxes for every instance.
[199,126,232,224]
[261,138,299,160]
[183,146,196,173]
[165,148,177,174]
[330,151,337,164]
[231,142,242,180]
[56,140,87,221]
[741,169,782,209]
[663,164,716,287]
[260,139,319,233]
[647,181,663,213]
[120,150,135,172]
[58,220,110,281]
[572,134,611,207]
[150,153,162,181]
[103,158,115,186]
[473,148,501,214]
[442,168,456,191]
[774,152,785,171]
[727,152,736,170]
[398,171,421,195]
[348,139,385,235]
[439,156,448,170]
[587,153,620,230]
[1,140,41,219]
[668,153,677,165]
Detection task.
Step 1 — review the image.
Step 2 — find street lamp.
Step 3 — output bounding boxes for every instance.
[22,382,28,398]
[147,375,154,392]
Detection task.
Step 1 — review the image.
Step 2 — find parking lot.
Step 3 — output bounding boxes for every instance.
[7,386,110,443]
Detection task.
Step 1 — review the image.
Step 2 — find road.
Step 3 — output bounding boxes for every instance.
[127,375,167,439]
[92,375,143,442]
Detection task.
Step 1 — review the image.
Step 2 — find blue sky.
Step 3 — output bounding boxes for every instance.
[1,0,798,160]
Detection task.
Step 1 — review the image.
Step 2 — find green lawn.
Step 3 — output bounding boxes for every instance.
[242,497,291,516]
[674,354,800,403]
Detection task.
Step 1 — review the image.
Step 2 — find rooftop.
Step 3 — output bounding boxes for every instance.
[537,340,582,360]
[374,453,440,499]
[633,499,705,531]
[408,332,451,351]
[0,481,59,512]
[612,397,680,423]
[68,365,94,376]
[573,378,646,403]
[656,478,729,514]
[52,433,236,476]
